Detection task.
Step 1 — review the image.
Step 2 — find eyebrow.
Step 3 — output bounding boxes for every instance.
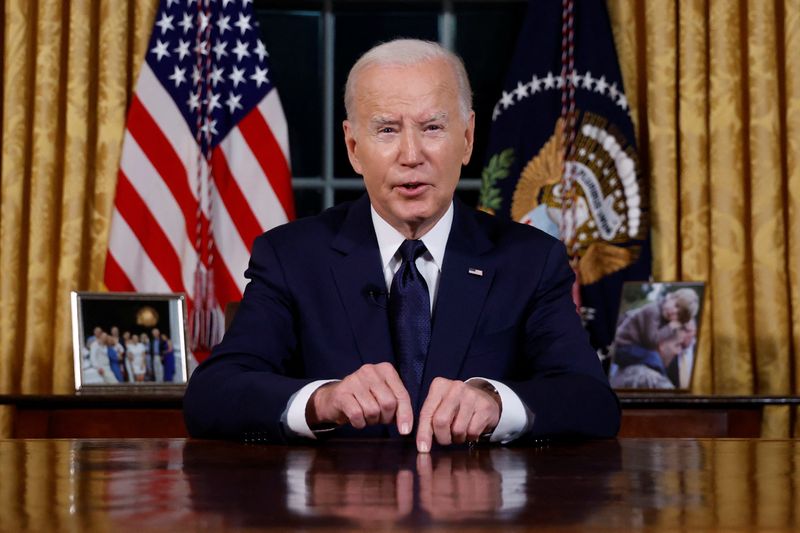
[420,112,448,123]
[368,112,449,127]
[369,116,399,127]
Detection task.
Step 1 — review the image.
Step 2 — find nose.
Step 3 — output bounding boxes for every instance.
[398,128,423,167]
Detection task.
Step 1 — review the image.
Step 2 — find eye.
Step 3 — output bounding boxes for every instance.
[378,126,396,134]
[425,124,443,132]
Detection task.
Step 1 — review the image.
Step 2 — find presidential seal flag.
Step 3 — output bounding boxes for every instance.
[104,0,294,361]
[480,0,650,353]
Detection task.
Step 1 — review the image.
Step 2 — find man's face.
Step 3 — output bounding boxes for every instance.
[343,59,475,238]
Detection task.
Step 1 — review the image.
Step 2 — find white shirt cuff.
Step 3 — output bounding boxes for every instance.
[467,377,531,443]
[282,379,339,439]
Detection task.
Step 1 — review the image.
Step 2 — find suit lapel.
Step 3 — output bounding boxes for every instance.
[423,200,494,393]
[330,195,395,366]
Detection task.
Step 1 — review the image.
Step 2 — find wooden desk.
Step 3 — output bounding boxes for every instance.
[0,394,187,438]
[0,437,798,531]
[3,394,799,438]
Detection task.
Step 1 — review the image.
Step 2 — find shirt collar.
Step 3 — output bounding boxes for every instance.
[370,202,454,271]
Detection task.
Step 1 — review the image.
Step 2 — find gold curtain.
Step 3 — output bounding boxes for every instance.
[608,0,800,436]
[0,0,158,435]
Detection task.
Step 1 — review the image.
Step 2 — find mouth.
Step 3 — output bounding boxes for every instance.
[394,182,430,198]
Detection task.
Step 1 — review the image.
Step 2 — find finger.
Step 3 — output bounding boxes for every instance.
[466,411,489,442]
[416,450,433,476]
[431,383,464,446]
[395,470,414,517]
[337,393,367,429]
[417,382,446,453]
[372,384,401,425]
[465,393,500,441]
[416,454,433,511]
[363,365,404,425]
[375,363,413,434]
[348,372,386,425]
[449,393,476,444]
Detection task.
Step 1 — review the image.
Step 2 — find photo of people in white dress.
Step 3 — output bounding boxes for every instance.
[608,282,705,390]
[72,293,188,390]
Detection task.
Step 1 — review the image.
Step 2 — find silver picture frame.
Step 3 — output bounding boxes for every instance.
[71,291,189,394]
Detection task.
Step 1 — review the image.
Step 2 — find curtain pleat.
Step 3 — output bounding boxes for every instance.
[53,0,98,394]
[677,0,713,394]
[644,2,679,283]
[784,0,800,410]
[708,0,754,394]
[746,0,791,401]
[1,0,35,404]
[23,0,66,394]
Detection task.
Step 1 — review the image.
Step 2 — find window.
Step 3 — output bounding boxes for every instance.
[254,0,526,217]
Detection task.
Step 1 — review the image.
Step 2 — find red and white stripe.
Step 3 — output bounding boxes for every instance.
[105,62,293,355]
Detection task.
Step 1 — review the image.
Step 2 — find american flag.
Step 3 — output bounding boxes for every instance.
[104,0,294,359]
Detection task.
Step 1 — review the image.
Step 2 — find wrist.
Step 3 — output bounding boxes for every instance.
[306,382,334,427]
[467,380,502,421]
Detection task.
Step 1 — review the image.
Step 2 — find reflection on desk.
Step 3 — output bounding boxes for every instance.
[0,438,798,531]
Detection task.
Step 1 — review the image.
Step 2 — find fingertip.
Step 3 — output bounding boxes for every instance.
[417,440,430,453]
[396,399,414,435]
[415,452,432,475]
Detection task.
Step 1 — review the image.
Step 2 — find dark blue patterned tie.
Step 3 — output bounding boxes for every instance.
[389,240,431,412]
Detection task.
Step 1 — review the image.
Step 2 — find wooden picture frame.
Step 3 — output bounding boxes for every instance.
[609,281,705,391]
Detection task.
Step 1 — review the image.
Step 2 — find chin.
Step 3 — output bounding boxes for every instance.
[388,200,429,218]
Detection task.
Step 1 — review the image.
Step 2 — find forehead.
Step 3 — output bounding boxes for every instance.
[352,59,459,116]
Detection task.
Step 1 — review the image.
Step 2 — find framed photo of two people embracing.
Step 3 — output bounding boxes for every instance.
[608,281,705,391]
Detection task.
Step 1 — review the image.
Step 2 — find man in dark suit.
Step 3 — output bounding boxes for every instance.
[183,39,619,451]
[149,328,168,382]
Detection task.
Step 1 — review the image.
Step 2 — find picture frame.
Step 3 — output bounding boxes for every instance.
[71,291,189,394]
[608,281,705,391]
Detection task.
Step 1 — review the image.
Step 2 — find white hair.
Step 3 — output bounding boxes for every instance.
[344,38,473,122]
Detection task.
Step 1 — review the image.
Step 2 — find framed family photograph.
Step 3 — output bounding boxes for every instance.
[71,291,189,394]
[608,281,705,391]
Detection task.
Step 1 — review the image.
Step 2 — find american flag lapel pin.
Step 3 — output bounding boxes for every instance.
[468,268,484,277]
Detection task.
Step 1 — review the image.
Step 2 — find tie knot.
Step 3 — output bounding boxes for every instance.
[397,239,427,263]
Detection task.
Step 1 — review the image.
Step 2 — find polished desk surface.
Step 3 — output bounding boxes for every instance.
[0,438,798,532]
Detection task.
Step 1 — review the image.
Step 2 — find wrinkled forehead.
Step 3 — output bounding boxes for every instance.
[351,60,460,116]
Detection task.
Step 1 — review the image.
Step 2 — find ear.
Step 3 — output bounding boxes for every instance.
[343,120,363,175]
[461,111,476,166]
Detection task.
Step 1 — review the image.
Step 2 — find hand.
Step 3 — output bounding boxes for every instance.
[309,467,413,523]
[417,453,502,520]
[307,362,413,435]
[416,378,501,453]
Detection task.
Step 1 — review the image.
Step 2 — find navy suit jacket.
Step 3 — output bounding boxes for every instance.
[183,195,620,442]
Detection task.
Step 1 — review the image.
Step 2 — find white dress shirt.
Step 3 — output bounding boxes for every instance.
[283,203,530,442]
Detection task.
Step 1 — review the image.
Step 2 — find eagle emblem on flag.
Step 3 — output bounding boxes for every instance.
[480,0,651,352]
